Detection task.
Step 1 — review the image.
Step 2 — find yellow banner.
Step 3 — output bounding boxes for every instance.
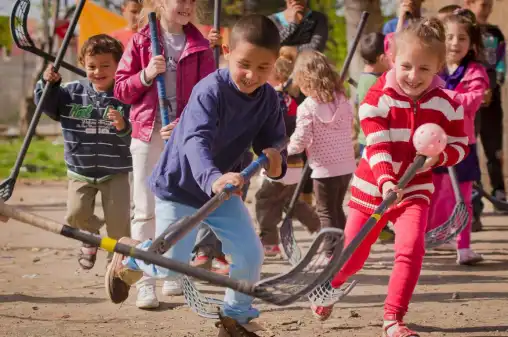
[78,1,127,50]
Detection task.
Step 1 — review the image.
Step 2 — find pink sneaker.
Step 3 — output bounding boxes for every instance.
[310,303,334,321]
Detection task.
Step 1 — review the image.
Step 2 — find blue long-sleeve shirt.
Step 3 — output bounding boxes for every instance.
[149,68,288,208]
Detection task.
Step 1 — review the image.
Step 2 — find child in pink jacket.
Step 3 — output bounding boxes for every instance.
[113,0,215,309]
[288,50,356,259]
[427,9,489,265]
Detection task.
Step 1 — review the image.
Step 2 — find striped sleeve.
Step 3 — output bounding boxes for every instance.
[359,93,397,191]
[422,96,470,167]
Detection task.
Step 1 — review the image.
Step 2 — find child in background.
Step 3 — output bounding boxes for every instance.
[256,49,320,257]
[288,50,356,260]
[114,0,215,309]
[110,0,142,48]
[311,19,470,337]
[428,9,489,265]
[34,35,132,271]
[437,4,462,22]
[106,14,287,335]
[357,32,394,244]
[465,0,506,230]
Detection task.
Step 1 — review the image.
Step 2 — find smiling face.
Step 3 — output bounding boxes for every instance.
[161,0,195,26]
[445,22,471,65]
[224,41,277,94]
[394,41,441,100]
[84,53,118,92]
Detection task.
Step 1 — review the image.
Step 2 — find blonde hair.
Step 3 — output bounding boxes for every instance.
[395,17,446,65]
[293,50,342,104]
[137,0,197,28]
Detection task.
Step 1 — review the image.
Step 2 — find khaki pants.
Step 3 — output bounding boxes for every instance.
[65,173,131,240]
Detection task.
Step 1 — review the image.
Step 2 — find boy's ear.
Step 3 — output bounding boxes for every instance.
[222,44,230,60]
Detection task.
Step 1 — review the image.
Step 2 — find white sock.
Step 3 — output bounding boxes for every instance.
[383,320,397,336]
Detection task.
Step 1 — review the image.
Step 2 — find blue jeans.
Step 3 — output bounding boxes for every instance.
[123,196,263,323]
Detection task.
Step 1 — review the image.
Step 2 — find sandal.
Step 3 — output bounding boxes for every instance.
[104,237,143,304]
[383,321,420,337]
[78,243,98,270]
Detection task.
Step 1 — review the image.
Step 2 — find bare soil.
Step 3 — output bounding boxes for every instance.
[1,178,508,337]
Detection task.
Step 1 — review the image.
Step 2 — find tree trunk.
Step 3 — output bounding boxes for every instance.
[18,0,52,137]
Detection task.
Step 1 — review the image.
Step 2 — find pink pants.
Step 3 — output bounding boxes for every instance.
[427,174,472,249]
[331,202,428,321]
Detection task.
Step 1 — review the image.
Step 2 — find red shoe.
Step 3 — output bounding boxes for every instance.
[310,303,333,321]
[263,244,281,257]
[212,256,230,275]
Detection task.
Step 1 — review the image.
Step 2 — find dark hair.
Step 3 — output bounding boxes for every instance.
[438,4,462,14]
[79,34,124,66]
[444,8,484,62]
[229,14,280,54]
[395,17,446,65]
[360,32,386,65]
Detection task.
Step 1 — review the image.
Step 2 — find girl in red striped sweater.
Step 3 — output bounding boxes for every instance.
[311,18,470,337]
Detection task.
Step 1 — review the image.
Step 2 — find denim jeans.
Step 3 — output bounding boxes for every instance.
[123,195,263,323]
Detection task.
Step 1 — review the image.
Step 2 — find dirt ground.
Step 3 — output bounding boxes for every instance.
[1,177,508,337]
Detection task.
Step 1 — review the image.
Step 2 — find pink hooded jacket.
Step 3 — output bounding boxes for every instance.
[114,22,215,142]
[443,62,489,144]
[287,93,356,179]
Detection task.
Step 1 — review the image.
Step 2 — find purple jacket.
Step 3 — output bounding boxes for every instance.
[114,22,215,141]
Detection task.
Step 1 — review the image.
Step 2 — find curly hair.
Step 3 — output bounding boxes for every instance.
[293,50,342,104]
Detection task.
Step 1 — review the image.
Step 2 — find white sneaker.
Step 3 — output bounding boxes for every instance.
[457,248,484,266]
[162,279,183,296]
[136,284,159,309]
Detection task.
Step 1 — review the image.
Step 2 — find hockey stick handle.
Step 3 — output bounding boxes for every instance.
[0,201,258,296]
[2,0,87,200]
[148,12,171,127]
[213,0,221,68]
[447,166,464,203]
[150,139,289,253]
[285,11,370,216]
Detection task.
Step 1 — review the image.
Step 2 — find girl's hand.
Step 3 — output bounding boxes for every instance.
[382,181,403,203]
[160,122,176,140]
[43,64,61,83]
[208,28,222,48]
[107,108,126,131]
[144,55,166,83]
[212,172,244,197]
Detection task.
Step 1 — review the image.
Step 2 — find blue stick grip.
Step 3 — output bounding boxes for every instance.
[148,12,171,127]
[223,138,289,194]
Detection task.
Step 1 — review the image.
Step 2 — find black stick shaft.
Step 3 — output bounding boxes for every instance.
[5,0,86,194]
[213,0,221,68]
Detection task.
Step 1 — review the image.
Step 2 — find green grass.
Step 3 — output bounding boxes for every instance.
[0,138,67,180]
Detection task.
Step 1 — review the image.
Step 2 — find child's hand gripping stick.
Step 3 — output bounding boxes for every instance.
[148,12,172,128]
[148,139,289,255]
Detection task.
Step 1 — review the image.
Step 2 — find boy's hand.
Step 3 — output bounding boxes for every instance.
[107,108,126,131]
[207,28,222,48]
[212,172,244,197]
[263,148,283,178]
[160,121,177,140]
[144,55,166,82]
[382,181,403,203]
[43,64,61,83]
[399,0,417,20]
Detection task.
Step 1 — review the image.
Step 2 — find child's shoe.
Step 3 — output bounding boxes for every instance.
[457,248,484,266]
[104,237,143,304]
[78,243,98,270]
[383,317,420,337]
[191,250,213,270]
[310,303,334,321]
[162,279,183,296]
[216,313,264,337]
[136,282,159,309]
[263,244,281,257]
[212,256,231,275]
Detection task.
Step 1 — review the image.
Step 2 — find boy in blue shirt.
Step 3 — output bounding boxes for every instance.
[105,14,287,336]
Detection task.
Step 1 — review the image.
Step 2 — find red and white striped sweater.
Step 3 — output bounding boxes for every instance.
[350,70,470,214]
